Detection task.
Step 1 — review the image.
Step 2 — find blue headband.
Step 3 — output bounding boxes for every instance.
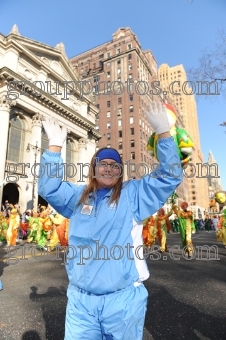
[95,149,121,165]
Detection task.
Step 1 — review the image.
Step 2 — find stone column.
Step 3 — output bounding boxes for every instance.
[0,95,16,204]
[77,138,89,183]
[26,113,43,211]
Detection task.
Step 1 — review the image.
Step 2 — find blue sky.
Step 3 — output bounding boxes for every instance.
[1,0,226,188]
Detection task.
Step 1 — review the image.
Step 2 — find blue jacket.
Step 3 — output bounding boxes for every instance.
[38,137,182,294]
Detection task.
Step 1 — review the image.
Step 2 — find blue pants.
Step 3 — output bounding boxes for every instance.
[65,283,148,340]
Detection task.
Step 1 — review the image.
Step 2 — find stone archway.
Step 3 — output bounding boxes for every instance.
[2,183,19,205]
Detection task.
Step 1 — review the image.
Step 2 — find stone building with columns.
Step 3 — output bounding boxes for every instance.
[0,25,101,212]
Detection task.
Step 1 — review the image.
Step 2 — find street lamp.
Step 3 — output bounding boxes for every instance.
[26,141,42,211]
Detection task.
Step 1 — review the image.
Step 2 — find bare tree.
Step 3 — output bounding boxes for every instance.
[188,30,226,128]
[189,30,226,91]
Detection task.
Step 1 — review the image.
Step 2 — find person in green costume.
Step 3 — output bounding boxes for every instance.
[172,201,196,258]
[218,209,226,247]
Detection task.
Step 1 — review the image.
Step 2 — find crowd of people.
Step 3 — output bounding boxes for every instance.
[0,199,224,251]
[142,205,226,257]
[0,201,69,249]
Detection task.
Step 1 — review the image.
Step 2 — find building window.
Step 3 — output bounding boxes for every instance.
[131,140,135,147]
[128,74,133,79]
[94,75,99,83]
[107,133,111,140]
[119,142,122,150]
[107,101,110,107]
[117,48,121,54]
[117,68,121,74]
[93,85,98,93]
[131,164,135,172]
[128,53,132,60]
[107,62,110,67]
[128,43,132,50]
[130,105,134,112]
[7,115,25,163]
[130,127,134,135]
[99,61,103,67]
[107,111,111,118]
[107,144,111,148]
[131,152,135,160]
[128,64,132,71]
[107,122,111,129]
[118,119,122,127]
[117,59,121,65]
[118,97,122,104]
[107,52,110,58]
[117,108,122,116]
[99,54,104,58]
[130,117,134,124]
[107,71,110,78]
[129,95,133,101]
[118,130,122,138]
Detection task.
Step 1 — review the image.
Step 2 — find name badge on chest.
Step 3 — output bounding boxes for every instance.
[81,204,93,215]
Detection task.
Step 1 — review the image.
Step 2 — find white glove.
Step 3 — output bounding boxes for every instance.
[42,117,67,147]
[146,101,170,135]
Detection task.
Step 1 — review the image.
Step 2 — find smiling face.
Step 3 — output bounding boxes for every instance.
[95,158,122,189]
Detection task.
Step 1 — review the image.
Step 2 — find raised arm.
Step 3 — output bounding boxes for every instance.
[38,117,84,218]
[127,102,183,222]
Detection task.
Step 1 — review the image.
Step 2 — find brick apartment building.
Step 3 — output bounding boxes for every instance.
[70,27,188,207]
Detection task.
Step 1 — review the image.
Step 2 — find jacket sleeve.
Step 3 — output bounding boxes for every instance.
[38,150,85,218]
[126,137,183,223]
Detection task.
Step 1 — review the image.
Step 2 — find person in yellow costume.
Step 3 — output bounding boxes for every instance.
[142,216,156,248]
[38,210,52,248]
[0,212,8,242]
[6,208,20,246]
[217,209,226,247]
[172,202,196,258]
[155,208,172,252]
[47,213,63,251]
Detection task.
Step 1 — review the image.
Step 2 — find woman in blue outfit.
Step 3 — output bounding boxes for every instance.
[38,102,182,340]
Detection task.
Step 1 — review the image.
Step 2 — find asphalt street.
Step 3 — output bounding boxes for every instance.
[0,230,225,340]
